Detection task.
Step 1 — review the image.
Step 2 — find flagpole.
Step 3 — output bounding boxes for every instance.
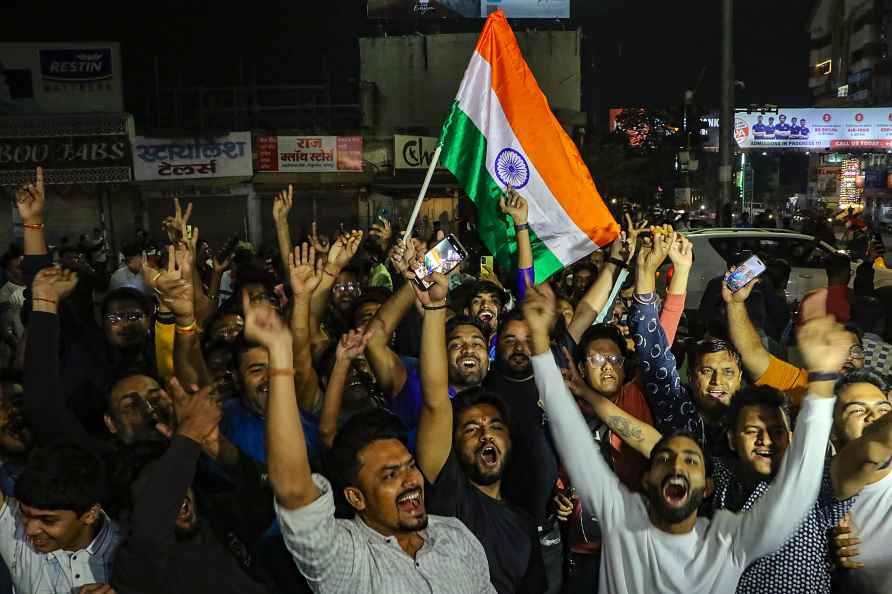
[402,145,442,246]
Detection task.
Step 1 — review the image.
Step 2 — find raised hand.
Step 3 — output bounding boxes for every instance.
[273,185,293,223]
[560,345,588,398]
[309,221,330,255]
[797,315,856,375]
[406,258,448,307]
[336,327,375,362]
[162,378,221,446]
[610,212,649,263]
[636,227,675,273]
[388,234,419,275]
[143,244,194,323]
[32,266,79,303]
[15,167,46,224]
[523,281,557,344]
[369,217,392,248]
[831,514,863,570]
[243,289,292,351]
[327,230,363,270]
[499,187,529,226]
[668,233,693,270]
[721,265,759,304]
[289,242,322,298]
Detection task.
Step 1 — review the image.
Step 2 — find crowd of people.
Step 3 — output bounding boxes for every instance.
[0,166,891,593]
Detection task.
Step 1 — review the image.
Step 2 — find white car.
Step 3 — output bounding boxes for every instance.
[681,227,837,310]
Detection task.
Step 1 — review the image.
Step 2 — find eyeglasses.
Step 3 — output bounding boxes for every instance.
[586,353,624,368]
[848,345,865,360]
[104,312,148,325]
[333,282,361,295]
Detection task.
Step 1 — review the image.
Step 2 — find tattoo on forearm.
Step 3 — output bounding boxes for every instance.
[607,415,644,442]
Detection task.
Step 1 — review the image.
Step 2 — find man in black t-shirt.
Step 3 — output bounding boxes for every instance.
[412,270,545,594]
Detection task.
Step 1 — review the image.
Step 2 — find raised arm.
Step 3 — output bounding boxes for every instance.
[661,233,693,345]
[723,273,771,379]
[15,167,48,256]
[628,229,703,436]
[308,230,363,344]
[319,329,373,449]
[732,315,847,562]
[525,283,624,522]
[246,292,319,510]
[499,189,533,298]
[562,346,661,458]
[288,243,323,413]
[414,270,453,483]
[272,185,294,277]
[568,214,645,343]
[144,244,211,389]
[363,240,419,398]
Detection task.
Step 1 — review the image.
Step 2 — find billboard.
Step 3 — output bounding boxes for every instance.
[255,136,363,173]
[0,43,123,114]
[133,132,253,181]
[368,0,569,19]
[394,135,445,170]
[734,108,892,150]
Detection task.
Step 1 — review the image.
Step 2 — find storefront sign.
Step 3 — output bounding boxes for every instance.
[394,135,443,170]
[0,113,132,186]
[255,135,363,172]
[0,43,123,114]
[735,108,892,150]
[132,132,253,181]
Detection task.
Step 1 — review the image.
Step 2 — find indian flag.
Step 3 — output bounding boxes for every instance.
[438,10,619,284]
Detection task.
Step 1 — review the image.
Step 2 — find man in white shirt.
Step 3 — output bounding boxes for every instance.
[523,282,848,594]
[0,443,119,593]
[827,370,892,593]
[108,243,150,295]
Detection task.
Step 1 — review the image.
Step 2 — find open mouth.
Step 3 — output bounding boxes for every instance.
[753,448,773,462]
[600,371,617,382]
[478,311,494,324]
[509,354,529,365]
[707,390,726,402]
[661,476,689,507]
[460,356,480,371]
[396,488,424,513]
[478,444,500,468]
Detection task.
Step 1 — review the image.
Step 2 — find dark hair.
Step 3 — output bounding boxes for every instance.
[576,323,631,367]
[233,268,278,300]
[497,308,526,335]
[230,336,265,372]
[465,280,508,310]
[350,288,391,324]
[842,322,864,346]
[446,315,488,342]
[723,386,789,432]
[324,409,408,491]
[648,430,712,474]
[825,253,852,282]
[835,369,889,397]
[690,338,741,370]
[101,288,154,317]
[764,259,791,290]
[451,387,512,430]
[121,242,143,259]
[15,444,108,515]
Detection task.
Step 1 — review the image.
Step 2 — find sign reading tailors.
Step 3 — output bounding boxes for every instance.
[394,135,445,170]
[133,132,253,181]
[735,108,892,150]
[255,136,363,172]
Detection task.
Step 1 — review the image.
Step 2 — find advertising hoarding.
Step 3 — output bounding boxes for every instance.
[394,135,444,170]
[368,0,569,19]
[133,132,253,181]
[0,43,123,114]
[734,108,892,150]
[255,136,363,173]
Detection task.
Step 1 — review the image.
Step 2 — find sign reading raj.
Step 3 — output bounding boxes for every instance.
[255,136,363,172]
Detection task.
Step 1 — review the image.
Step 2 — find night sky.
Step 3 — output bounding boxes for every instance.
[5,0,814,124]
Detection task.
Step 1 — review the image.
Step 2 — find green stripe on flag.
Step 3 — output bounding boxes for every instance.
[439,101,563,285]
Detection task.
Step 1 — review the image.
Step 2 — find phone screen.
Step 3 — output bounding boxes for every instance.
[413,235,467,287]
[725,255,766,293]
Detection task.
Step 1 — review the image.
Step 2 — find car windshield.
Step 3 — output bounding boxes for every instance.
[708,236,832,268]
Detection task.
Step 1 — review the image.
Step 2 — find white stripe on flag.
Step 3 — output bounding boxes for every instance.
[456,51,599,265]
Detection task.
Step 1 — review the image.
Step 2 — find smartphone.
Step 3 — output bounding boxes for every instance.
[725,255,766,293]
[376,207,390,221]
[412,234,468,289]
[185,225,193,241]
[480,255,494,270]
